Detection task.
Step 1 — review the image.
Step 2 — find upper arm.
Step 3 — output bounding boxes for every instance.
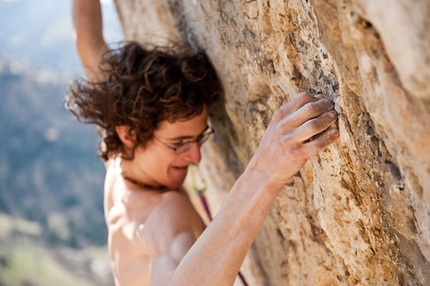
[72,0,110,81]
[141,192,205,285]
[150,231,197,285]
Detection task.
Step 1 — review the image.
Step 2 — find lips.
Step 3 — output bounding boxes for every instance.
[171,166,188,170]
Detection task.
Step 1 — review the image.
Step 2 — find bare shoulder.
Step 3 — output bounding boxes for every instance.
[159,191,199,218]
[104,159,160,225]
[142,190,205,257]
[152,191,204,234]
[104,159,204,258]
[104,159,125,209]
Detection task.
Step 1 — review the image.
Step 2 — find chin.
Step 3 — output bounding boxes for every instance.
[165,176,187,189]
[165,168,188,188]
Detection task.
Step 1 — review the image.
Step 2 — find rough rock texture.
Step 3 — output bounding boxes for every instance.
[114,0,430,284]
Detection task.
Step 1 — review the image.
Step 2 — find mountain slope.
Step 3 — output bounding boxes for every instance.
[0,60,106,248]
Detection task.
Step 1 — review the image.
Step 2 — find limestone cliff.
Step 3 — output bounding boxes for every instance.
[114,0,430,284]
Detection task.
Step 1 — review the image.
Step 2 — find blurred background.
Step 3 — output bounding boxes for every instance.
[0,0,123,285]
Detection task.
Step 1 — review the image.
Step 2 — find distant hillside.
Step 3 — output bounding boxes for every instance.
[0,213,113,286]
[0,59,107,248]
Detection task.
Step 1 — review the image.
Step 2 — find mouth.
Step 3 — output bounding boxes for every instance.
[171,165,188,170]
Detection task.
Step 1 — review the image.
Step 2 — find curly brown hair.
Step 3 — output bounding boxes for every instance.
[65,42,220,161]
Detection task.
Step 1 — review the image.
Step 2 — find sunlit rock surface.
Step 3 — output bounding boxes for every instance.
[114,0,430,284]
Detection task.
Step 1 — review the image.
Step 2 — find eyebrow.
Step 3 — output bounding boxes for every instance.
[165,125,209,142]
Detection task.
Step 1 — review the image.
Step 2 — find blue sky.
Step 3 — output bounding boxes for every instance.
[0,0,123,75]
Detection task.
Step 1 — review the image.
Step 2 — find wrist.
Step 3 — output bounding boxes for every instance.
[245,156,292,190]
[236,160,287,201]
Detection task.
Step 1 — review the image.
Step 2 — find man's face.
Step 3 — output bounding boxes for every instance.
[131,106,209,188]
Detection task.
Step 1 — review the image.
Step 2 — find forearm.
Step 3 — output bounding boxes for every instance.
[72,0,108,79]
[169,164,285,285]
[163,93,338,285]
[72,0,103,42]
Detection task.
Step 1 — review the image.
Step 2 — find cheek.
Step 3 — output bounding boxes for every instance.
[147,150,176,172]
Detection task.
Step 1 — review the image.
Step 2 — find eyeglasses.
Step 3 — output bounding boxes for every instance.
[154,126,214,154]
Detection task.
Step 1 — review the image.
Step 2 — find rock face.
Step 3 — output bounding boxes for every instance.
[114,0,430,284]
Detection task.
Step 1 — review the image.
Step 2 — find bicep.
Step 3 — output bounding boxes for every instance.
[150,230,198,286]
[140,192,204,285]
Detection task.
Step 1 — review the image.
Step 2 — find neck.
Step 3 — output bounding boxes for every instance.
[122,175,169,191]
[118,157,168,190]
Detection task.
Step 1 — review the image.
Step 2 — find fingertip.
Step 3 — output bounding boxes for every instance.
[319,127,339,146]
[330,128,339,137]
[328,110,338,118]
[328,128,340,143]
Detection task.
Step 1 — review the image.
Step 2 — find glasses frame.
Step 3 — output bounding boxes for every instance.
[154,126,214,154]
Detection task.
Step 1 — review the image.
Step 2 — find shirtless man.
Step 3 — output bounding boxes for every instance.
[67,0,339,285]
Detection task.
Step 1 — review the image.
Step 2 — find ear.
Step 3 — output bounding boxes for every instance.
[115,125,136,149]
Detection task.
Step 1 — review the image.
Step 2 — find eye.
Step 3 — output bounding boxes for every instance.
[171,141,192,151]
[170,140,184,147]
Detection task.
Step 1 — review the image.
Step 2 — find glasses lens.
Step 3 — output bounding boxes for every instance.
[199,132,211,145]
[175,128,214,154]
[200,128,214,144]
[175,142,193,154]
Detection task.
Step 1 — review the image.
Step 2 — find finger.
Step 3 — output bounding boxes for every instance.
[303,126,339,156]
[314,94,324,100]
[272,92,320,124]
[285,98,335,129]
[289,92,321,113]
[293,110,338,142]
[290,93,335,113]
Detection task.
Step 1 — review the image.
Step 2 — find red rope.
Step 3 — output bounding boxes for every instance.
[198,189,213,221]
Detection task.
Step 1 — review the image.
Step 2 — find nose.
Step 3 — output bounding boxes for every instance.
[182,141,202,164]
